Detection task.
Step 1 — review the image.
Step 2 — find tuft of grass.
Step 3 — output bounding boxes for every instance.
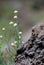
[0,9,22,65]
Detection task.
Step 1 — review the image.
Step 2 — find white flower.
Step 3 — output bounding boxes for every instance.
[2,28,5,31]
[22,41,24,44]
[14,10,18,13]
[14,41,17,44]
[9,21,14,25]
[19,36,21,39]
[13,16,17,19]
[19,32,22,35]
[11,43,14,46]
[0,35,3,38]
[13,23,17,27]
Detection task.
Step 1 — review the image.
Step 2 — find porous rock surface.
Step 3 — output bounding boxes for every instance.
[14,23,44,65]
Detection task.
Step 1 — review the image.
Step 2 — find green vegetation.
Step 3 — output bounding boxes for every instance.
[0,8,22,65]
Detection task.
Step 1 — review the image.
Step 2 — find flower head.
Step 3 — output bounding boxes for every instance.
[2,28,5,31]
[19,32,22,35]
[14,10,18,13]
[19,36,21,39]
[9,21,14,25]
[11,43,14,46]
[0,35,3,39]
[22,41,24,44]
[13,16,17,19]
[14,41,17,44]
[13,23,17,27]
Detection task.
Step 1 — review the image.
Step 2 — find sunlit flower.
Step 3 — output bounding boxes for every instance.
[19,32,22,35]
[13,23,17,27]
[2,28,5,31]
[11,43,14,46]
[13,16,17,19]
[14,10,18,13]
[9,21,14,25]
[0,35,3,38]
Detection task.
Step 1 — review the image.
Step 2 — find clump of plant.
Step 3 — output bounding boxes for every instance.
[0,10,22,65]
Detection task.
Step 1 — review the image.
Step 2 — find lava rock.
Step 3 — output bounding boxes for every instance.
[17,44,26,55]
[14,23,44,65]
[24,50,35,58]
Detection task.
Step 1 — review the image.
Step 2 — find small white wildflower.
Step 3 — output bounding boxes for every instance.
[19,36,21,39]
[0,35,3,38]
[2,28,5,31]
[14,41,17,44]
[13,23,17,27]
[9,21,14,25]
[22,41,24,44]
[13,16,17,19]
[19,32,22,35]
[11,43,14,46]
[14,10,18,13]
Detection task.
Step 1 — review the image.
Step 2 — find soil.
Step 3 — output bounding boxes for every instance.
[14,23,44,65]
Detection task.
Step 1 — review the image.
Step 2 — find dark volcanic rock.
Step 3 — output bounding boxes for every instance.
[14,23,44,65]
